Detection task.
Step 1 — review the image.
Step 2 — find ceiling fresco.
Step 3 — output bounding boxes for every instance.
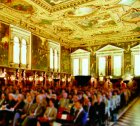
[44,0,70,5]
[1,0,34,14]
[0,0,140,48]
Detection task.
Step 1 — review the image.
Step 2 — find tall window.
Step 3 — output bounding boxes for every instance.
[96,45,124,76]
[10,25,31,69]
[54,49,58,70]
[134,54,140,76]
[71,49,90,75]
[21,39,27,64]
[99,57,106,76]
[73,59,79,76]
[82,58,88,75]
[114,56,121,76]
[13,37,20,64]
[49,41,60,71]
[50,48,53,69]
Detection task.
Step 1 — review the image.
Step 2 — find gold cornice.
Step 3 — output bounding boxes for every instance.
[0,0,140,48]
[0,13,69,47]
[31,0,93,12]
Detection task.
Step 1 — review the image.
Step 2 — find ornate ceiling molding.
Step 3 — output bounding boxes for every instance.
[0,0,140,48]
[31,0,93,12]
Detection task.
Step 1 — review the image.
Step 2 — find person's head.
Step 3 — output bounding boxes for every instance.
[36,95,43,104]
[91,94,97,105]
[26,94,32,103]
[74,100,82,110]
[49,99,55,107]
[17,94,24,102]
[97,94,102,103]
[48,89,52,94]
[62,92,68,99]
[1,93,6,99]
[114,91,117,96]
[8,93,15,101]
[72,95,79,103]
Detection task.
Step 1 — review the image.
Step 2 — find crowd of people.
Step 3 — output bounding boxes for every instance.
[0,77,138,126]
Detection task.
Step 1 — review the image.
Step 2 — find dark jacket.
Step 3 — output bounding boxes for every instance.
[74,108,87,126]
[89,101,105,124]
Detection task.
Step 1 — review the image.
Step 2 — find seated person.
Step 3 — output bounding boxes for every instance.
[58,92,70,110]
[0,93,7,107]
[21,95,45,126]
[0,93,17,126]
[69,95,79,116]
[12,94,25,126]
[89,94,105,126]
[20,94,34,121]
[37,98,57,126]
[73,100,87,126]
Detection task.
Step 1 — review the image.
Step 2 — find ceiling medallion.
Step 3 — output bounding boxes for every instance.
[65,6,97,17]
[119,0,137,5]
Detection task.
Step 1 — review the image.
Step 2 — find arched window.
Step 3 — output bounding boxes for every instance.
[48,41,60,71]
[54,49,58,70]
[21,39,27,64]
[10,25,31,69]
[50,48,53,69]
[13,36,20,64]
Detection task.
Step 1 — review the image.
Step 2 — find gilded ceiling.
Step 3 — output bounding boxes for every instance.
[0,0,140,48]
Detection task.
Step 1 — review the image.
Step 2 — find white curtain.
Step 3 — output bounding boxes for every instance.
[99,57,106,76]
[54,49,58,70]
[21,39,27,64]
[114,56,121,76]
[82,58,88,75]
[50,48,54,69]
[134,54,140,76]
[73,59,79,76]
[13,37,20,64]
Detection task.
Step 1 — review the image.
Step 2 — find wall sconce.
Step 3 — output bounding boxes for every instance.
[90,77,94,83]
[10,75,15,81]
[109,76,113,79]
[62,78,66,82]
[35,77,39,81]
[67,77,71,82]
[0,69,6,78]
[123,74,133,81]
[29,76,33,82]
[99,76,104,81]
[48,77,52,82]
[39,76,43,81]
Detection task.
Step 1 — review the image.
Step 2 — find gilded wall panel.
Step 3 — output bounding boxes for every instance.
[61,46,71,73]
[0,22,9,66]
[32,35,48,70]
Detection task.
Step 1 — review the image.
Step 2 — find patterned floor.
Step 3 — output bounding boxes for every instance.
[113,98,140,126]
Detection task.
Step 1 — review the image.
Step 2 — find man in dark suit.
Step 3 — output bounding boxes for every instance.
[0,93,7,107]
[0,93,17,126]
[21,95,45,126]
[89,94,105,126]
[73,100,87,126]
